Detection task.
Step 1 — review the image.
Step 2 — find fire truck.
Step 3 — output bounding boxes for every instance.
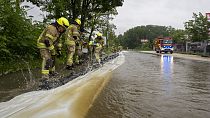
[154,37,173,54]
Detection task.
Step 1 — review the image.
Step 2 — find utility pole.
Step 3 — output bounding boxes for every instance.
[106,14,109,48]
[203,40,208,56]
[184,35,189,52]
[95,12,110,48]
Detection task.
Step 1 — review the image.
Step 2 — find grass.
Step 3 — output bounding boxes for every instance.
[0,59,42,76]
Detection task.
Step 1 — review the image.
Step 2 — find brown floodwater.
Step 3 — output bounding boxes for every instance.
[86,51,210,118]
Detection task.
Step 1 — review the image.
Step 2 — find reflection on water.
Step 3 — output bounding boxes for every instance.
[160,55,174,80]
[160,55,174,96]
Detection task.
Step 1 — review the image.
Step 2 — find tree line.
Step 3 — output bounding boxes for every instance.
[117,12,210,50]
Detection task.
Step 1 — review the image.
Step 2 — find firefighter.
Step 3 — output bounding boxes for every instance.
[74,28,86,65]
[118,44,123,52]
[94,32,104,64]
[88,39,95,64]
[78,29,89,61]
[37,17,69,79]
[65,18,81,70]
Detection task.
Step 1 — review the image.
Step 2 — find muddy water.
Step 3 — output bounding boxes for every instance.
[0,52,125,118]
[86,51,210,118]
[0,62,89,102]
[0,68,40,102]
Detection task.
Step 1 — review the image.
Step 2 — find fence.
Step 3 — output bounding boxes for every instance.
[174,41,210,56]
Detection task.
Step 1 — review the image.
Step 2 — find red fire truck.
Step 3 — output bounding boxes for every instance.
[154,37,173,54]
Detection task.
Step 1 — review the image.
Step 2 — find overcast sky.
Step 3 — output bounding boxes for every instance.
[24,0,210,35]
[112,0,210,35]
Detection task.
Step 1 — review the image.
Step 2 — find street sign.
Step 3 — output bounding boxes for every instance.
[206,13,210,36]
[141,39,148,43]
[207,13,210,22]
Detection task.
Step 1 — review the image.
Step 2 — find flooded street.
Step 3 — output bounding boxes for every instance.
[1,51,210,118]
[86,51,210,118]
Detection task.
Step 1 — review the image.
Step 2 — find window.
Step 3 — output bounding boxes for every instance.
[162,40,172,44]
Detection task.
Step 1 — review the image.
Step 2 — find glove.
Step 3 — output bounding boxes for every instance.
[51,55,56,61]
[76,42,80,46]
[83,41,87,45]
[97,43,101,47]
[73,36,77,40]
[51,55,56,67]
[44,39,50,47]
[94,43,100,47]
[89,41,94,46]
[56,50,62,58]
[50,49,56,56]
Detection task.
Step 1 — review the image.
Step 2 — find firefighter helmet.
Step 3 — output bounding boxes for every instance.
[57,17,70,28]
[75,18,81,25]
[96,32,102,37]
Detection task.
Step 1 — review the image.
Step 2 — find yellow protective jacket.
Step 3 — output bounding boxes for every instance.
[37,24,61,51]
[95,37,104,47]
[65,24,80,45]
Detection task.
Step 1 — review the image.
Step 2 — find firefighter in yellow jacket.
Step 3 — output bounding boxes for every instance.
[94,32,104,64]
[37,17,69,79]
[65,19,81,70]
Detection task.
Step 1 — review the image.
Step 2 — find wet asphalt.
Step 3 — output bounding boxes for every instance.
[86,51,210,118]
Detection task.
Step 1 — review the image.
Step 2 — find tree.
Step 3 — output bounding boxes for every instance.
[0,0,42,61]
[26,0,123,29]
[166,27,187,43]
[184,12,209,42]
[26,0,123,45]
[118,25,171,49]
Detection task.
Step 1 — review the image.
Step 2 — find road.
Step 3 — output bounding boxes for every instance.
[86,51,210,118]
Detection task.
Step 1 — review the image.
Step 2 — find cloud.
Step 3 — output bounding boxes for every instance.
[21,1,45,21]
[112,0,210,35]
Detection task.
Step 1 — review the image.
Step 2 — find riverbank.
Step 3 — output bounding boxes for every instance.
[0,52,125,118]
[0,52,119,102]
[0,59,41,76]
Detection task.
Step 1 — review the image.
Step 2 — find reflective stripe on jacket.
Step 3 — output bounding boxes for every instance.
[37,25,60,49]
[95,37,104,47]
[65,24,80,45]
